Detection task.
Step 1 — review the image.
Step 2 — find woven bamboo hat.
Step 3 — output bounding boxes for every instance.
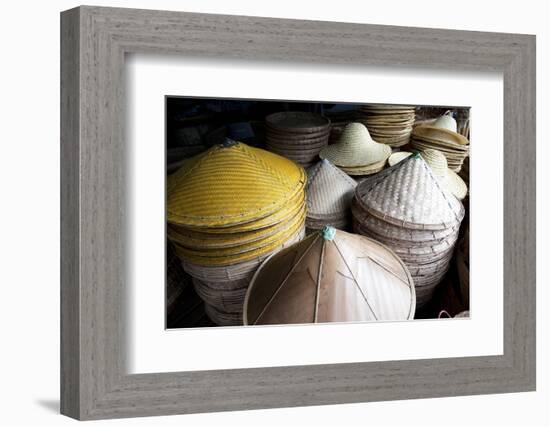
[357,105,416,147]
[420,149,468,200]
[388,151,413,167]
[167,140,308,267]
[388,148,468,200]
[306,159,357,220]
[355,153,465,230]
[319,123,391,168]
[413,112,469,147]
[351,154,465,308]
[243,226,415,325]
[338,158,387,176]
[265,112,330,167]
[167,140,306,228]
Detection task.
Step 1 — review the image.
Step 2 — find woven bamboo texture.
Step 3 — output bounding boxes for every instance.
[181,227,305,325]
[357,105,416,147]
[265,112,330,168]
[355,154,464,230]
[204,303,243,326]
[305,159,357,231]
[387,149,468,200]
[244,227,416,325]
[167,142,306,227]
[352,154,464,308]
[411,124,470,173]
[319,123,391,170]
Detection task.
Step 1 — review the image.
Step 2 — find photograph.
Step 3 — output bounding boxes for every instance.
[50,3,536,422]
[165,98,471,328]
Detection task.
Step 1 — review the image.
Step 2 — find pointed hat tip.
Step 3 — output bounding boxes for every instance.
[320,225,336,241]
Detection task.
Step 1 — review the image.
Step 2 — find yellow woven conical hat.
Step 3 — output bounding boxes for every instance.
[319,123,391,167]
[167,141,306,227]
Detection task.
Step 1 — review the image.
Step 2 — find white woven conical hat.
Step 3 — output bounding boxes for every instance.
[387,150,467,200]
[355,153,465,230]
[306,159,357,219]
[319,123,391,167]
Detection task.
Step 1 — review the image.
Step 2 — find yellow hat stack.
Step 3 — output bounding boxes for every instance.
[167,140,307,325]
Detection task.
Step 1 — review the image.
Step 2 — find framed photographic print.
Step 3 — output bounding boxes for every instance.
[60,6,536,420]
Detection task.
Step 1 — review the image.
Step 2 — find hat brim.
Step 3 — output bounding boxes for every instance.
[320,142,391,167]
[446,169,468,200]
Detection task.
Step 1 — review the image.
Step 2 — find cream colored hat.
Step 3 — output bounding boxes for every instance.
[388,151,413,167]
[243,226,415,325]
[420,112,469,146]
[433,111,458,132]
[306,159,357,220]
[420,149,468,200]
[319,123,391,167]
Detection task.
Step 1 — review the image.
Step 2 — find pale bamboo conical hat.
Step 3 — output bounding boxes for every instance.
[355,153,465,230]
[306,159,357,219]
[244,226,415,325]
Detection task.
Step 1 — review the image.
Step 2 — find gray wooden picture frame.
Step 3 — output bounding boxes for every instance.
[60,5,536,420]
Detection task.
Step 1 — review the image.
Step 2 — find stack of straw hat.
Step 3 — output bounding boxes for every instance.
[167,139,307,326]
[265,112,331,168]
[243,226,416,325]
[352,153,465,308]
[388,149,468,200]
[357,104,416,147]
[411,112,470,172]
[319,123,391,176]
[305,159,357,232]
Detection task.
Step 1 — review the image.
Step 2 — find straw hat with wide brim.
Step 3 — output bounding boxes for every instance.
[319,123,391,167]
[388,149,468,200]
[243,226,415,325]
[338,158,387,176]
[420,149,468,200]
[414,112,470,146]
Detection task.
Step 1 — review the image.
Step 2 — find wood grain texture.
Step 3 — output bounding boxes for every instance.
[60,6,536,420]
[60,7,80,419]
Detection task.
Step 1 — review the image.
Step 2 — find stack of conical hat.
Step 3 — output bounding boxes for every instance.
[358,104,416,147]
[388,149,468,200]
[411,112,470,172]
[352,153,465,308]
[167,140,307,325]
[265,112,331,168]
[319,123,391,176]
[305,159,357,232]
[243,226,416,325]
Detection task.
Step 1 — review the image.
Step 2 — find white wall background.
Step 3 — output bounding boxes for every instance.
[0,0,547,425]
